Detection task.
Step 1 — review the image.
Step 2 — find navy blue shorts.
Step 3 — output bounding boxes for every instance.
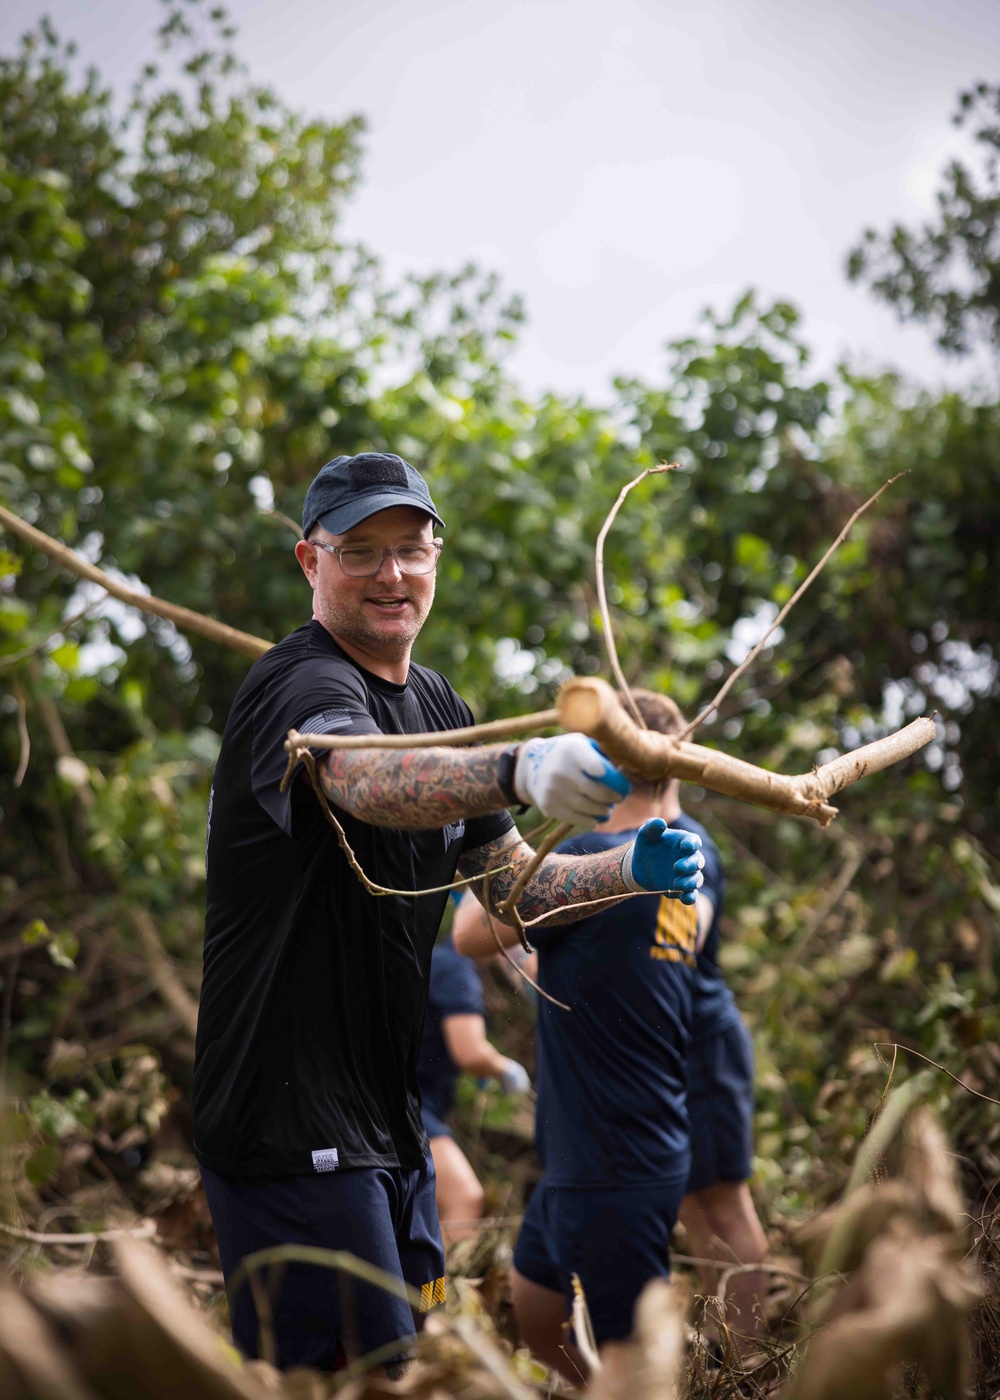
[420,1105,452,1140]
[686,1018,755,1194]
[200,1159,445,1371]
[512,1175,687,1345]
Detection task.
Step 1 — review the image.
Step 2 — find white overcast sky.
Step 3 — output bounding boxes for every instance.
[3,0,1000,401]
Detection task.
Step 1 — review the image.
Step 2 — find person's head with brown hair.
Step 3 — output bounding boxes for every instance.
[627,688,685,801]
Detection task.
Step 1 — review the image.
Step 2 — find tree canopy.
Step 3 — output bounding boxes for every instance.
[848,81,1000,357]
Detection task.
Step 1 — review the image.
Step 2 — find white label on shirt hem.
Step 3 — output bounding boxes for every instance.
[311,1148,340,1172]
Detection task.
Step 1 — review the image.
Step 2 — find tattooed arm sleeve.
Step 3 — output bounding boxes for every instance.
[319,745,513,828]
[453,830,632,955]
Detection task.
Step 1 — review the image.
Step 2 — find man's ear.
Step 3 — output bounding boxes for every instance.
[294,537,318,586]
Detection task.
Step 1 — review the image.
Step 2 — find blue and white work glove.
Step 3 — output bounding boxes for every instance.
[620,818,704,904]
[513,735,631,827]
[498,1058,532,1095]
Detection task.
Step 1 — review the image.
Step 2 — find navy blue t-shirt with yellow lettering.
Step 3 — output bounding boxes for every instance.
[532,815,724,1188]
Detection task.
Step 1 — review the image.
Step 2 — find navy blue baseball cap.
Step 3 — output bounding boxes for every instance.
[302,453,445,538]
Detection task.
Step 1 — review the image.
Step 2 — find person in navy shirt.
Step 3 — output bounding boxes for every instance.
[454,688,766,1373]
[417,936,530,1242]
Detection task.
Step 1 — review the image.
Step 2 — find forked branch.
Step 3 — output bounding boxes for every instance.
[557,677,935,827]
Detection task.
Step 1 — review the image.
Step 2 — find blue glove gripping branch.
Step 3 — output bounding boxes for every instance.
[631,818,704,902]
[584,739,632,796]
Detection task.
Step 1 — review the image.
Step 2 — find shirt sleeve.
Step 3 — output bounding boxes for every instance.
[250,654,381,836]
[430,945,486,1018]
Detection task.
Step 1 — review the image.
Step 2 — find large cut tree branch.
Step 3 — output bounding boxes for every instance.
[555,677,935,826]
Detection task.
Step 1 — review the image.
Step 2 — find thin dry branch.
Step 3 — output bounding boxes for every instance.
[12,674,29,787]
[0,503,270,660]
[482,890,569,1008]
[523,889,644,927]
[0,599,99,670]
[280,707,560,791]
[129,908,199,1038]
[296,749,516,899]
[679,473,907,741]
[571,1272,603,1376]
[873,1043,1000,1110]
[26,656,95,812]
[0,1218,156,1245]
[594,463,678,727]
[497,820,574,922]
[470,865,569,1006]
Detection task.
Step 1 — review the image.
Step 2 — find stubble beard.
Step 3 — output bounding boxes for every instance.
[316,587,432,665]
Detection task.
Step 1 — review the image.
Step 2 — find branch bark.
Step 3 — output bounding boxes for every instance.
[556,677,935,827]
[0,504,270,660]
[129,908,199,1038]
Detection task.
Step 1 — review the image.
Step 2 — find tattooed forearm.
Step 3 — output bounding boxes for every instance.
[458,831,631,937]
[319,744,511,828]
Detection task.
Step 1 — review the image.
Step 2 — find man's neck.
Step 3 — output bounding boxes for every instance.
[600,784,681,833]
[317,620,411,685]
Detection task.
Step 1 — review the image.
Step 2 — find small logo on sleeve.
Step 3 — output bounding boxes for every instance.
[298,708,353,737]
[311,1147,340,1172]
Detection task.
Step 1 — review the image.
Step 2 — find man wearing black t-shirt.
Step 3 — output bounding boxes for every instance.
[194,452,706,1374]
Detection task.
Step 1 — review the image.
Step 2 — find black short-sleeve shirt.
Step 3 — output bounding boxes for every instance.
[193,621,514,1177]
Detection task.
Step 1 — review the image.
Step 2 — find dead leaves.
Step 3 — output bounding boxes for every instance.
[0,1106,988,1400]
[784,1108,979,1400]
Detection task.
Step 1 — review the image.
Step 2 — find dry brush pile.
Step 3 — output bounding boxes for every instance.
[0,1094,993,1400]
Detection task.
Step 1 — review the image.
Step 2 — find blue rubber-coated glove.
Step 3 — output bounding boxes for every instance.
[621,818,704,904]
[514,735,631,827]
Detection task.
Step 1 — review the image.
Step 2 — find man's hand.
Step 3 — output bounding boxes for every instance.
[498,1058,531,1095]
[513,735,631,826]
[621,819,704,903]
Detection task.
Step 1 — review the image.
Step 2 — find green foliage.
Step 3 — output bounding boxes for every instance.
[0,3,996,1271]
[847,81,1000,356]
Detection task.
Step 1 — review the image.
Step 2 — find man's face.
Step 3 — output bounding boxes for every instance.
[295,505,437,667]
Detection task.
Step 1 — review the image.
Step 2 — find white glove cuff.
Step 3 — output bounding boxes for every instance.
[620,841,644,893]
[511,743,531,805]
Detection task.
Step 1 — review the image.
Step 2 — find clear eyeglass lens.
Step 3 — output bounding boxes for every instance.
[338,549,380,575]
[338,545,438,576]
[395,546,436,573]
